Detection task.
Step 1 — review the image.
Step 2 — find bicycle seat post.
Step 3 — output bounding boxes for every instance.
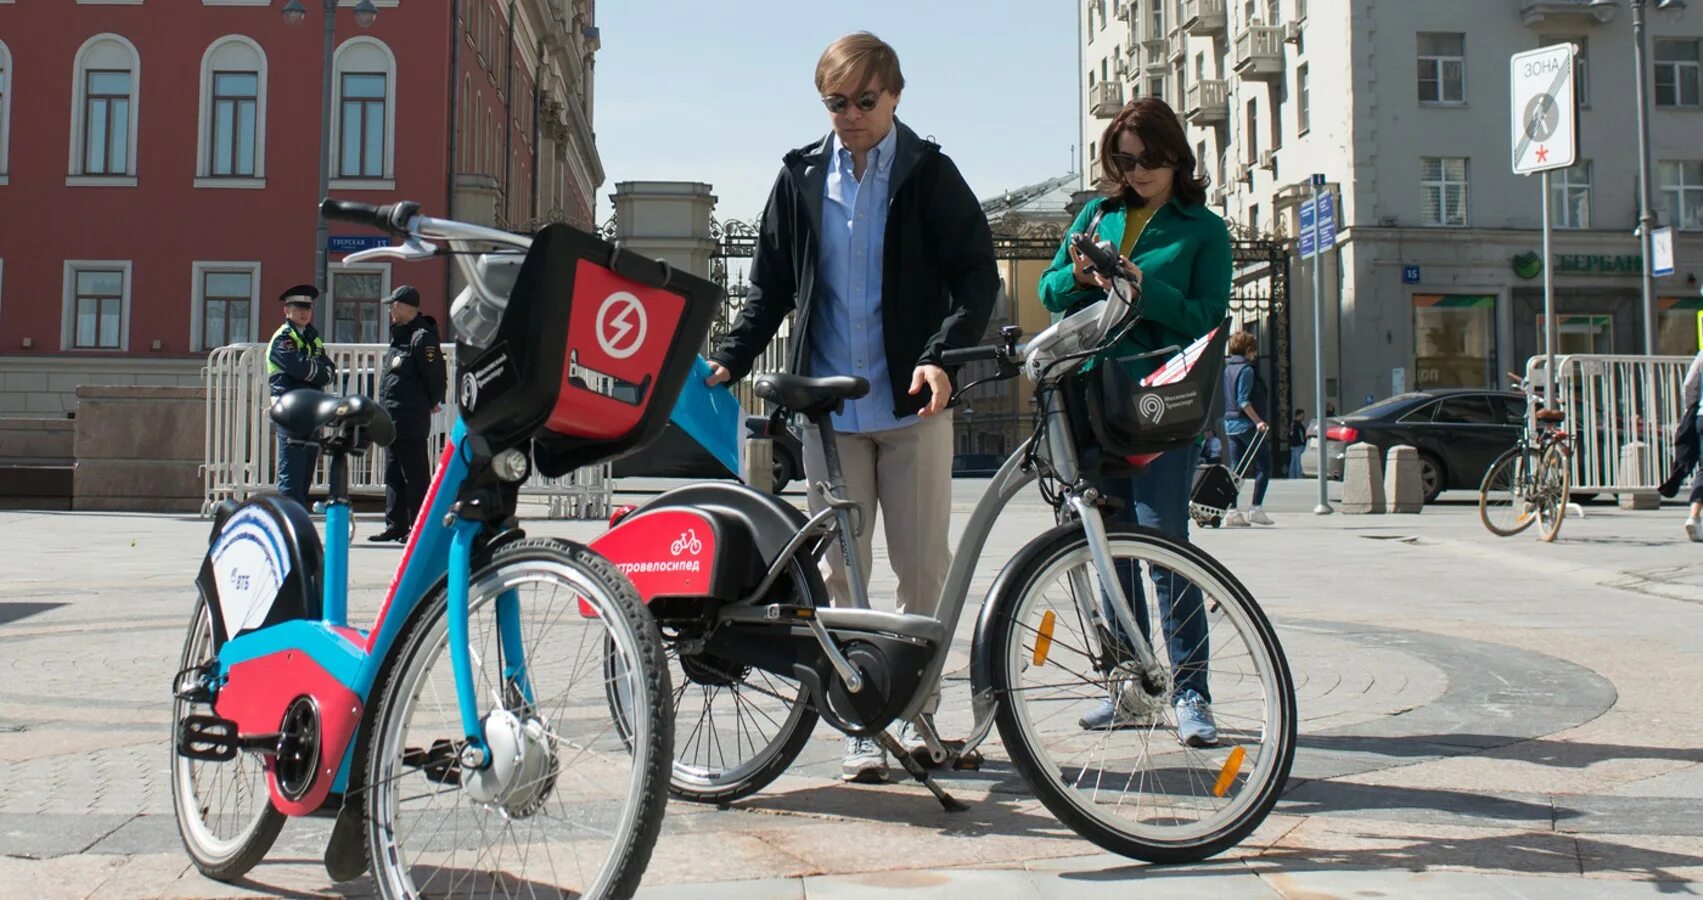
[321,442,351,628]
[810,415,874,611]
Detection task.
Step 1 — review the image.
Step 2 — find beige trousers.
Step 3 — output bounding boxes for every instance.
[801,410,955,622]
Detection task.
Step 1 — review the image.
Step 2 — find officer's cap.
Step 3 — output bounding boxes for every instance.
[385,285,421,307]
[280,284,320,307]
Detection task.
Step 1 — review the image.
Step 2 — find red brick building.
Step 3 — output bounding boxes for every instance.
[0,0,602,415]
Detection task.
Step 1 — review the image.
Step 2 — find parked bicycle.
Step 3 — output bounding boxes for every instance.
[171,199,719,897]
[1479,369,1571,542]
[592,236,1296,862]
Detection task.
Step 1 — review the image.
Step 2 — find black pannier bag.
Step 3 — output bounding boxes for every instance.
[1078,317,1231,469]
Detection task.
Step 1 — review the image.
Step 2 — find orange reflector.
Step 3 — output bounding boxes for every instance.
[1032,611,1056,667]
[1212,746,1247,797]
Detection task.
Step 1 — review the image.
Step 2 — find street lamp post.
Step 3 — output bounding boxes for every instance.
[282,0,377,316]
[1593,0,1686,354]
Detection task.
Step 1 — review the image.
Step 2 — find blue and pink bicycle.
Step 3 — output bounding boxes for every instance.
[170,200,719,897]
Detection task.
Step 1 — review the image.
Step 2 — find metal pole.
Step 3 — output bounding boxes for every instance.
[1633,0,1658,355]
[1543,170,1556,387]
[314,0,335,308]
[1311,175,1333,514]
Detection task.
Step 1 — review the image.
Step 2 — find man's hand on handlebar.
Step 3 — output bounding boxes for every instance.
[910,364,951,417]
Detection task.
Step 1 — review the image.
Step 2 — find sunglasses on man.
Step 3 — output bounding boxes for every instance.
[1107,151,1174,171]
[821,90,881,114]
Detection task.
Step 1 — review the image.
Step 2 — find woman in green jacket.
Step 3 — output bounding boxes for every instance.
[1036,97,1232,745]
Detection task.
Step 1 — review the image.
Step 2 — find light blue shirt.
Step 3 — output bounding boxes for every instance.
[810,126,912,433]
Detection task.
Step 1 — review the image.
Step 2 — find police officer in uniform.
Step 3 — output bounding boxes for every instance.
[268,284,337,508]
[369,285,447,542]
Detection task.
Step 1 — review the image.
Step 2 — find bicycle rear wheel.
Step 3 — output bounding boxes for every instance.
[986,525,1295,863]
[364,538,671,899]
[170,594,285,880]
[1536,443,1570,543]
[1479,446,1539,537]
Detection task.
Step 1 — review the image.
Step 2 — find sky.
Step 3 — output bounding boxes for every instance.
[592,1,1081,226]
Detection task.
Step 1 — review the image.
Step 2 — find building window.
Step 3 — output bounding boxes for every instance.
[194,263,258,350]
[1414,294,1495,389]
[1655,39,1701,108]
[1265,0,1280,22]
[65,263,130,350]
[1551,160,1591,229]
[1541,36,1588,107]
[0,41,11,180]
[199,36,267,182]
[1149,76,1164,98]
[1421,156,1469,227]
[331,267,387,343]
[1417,32,1465,105]
[1097,0,1107,29]
[1246,100,1258,162]
[331,37,396,184]
[70,35,140,179]
[1298,63,1310,133]
[1149,3,1163,38]
[1272,80,1284,149]
[1661,161,1703,230]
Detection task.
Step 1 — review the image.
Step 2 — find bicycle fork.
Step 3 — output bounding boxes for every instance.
[445,520,532,768]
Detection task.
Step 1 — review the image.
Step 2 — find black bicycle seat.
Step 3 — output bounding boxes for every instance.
[754,373,869,419]
[270,389,397,447]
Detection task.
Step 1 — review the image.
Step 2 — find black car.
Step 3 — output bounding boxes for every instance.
[952,453,1006,477]
[1300,389,1526,503]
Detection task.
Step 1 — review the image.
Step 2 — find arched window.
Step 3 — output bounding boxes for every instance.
[70,34,141,181]
[331,37,396,184]
[0,40,12,181]
[197,36,267,183]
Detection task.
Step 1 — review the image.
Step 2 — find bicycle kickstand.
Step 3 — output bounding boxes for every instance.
[876,731,969,813]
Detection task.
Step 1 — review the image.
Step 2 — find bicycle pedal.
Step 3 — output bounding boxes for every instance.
[402,739,462,786]
[177,714,239,762]
[951,749,984,771]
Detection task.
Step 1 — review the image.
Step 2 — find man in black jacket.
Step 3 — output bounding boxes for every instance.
[705,32,999,782]
[369,285,447,542]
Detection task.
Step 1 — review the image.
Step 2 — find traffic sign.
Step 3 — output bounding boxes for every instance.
[1510,44,1577,175]
[1653,226,1676,277]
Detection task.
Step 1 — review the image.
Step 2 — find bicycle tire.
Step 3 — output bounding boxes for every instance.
[1537,443,1570,543]
[985,524,1296,864]
[363,538,672,900]
[170,594,286,881]
[1478,446,1539,537]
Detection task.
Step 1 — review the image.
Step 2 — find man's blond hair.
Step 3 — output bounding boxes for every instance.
[815,31,905,95]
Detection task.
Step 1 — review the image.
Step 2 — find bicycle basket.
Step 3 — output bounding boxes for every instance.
[455,222,722,477]
[1081,317,1230,467]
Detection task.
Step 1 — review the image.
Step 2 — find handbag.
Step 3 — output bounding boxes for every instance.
[1079,318,1231,470]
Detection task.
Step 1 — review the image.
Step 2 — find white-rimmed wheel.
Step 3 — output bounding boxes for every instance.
[364,538,671,899]
[170,594,285,880]
[986,525,1295,863]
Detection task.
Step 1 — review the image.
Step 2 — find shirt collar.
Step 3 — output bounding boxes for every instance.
[831,125,899,175]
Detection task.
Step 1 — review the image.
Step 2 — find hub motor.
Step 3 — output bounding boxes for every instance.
[465,709,558,818]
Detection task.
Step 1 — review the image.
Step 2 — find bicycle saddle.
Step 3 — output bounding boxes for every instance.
[270,389,397,447]
[754,373,869,419]
[1535,408,1565,423]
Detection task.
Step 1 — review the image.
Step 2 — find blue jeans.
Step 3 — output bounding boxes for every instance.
[276,431,319,510]
[1099,444,1210,701]
[1290,446,1305,478]
[1225,427,1271,506]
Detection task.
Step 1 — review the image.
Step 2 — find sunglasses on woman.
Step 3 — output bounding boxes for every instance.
[1107,151,1174,171]
[821,90,881,114]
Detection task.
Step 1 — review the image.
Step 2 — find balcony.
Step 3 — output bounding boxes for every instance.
[1233,24,1285,80]
[1185,78,1229,125]
[1182,0,1227,35]
[1091,80,1126,118]
[1141,38,1169,72]
[1520,0,1615,26]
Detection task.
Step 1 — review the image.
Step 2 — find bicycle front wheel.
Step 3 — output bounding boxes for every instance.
[365,538,672,899]
[986,525,1295,863]
[1479,446,1540,537]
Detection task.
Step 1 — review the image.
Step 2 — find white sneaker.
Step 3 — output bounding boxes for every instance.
[1223,510,1250,527]
[841,736,889,783]
[1248,507,1274,526]
[1686,517,1700,543]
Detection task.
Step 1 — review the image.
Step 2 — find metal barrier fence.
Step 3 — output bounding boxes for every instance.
[1525,353,1693,493]
[202,342,610,518]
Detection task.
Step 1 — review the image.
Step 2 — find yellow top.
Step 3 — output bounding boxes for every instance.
[1119,205,1157,258]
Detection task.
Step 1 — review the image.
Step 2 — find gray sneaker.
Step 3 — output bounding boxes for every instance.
[841,735,889,783]
[1175,689,1219,747]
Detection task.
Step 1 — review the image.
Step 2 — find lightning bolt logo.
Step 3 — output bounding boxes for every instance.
[595,292,648,360]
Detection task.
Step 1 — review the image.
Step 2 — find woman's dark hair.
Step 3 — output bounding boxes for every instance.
[1097,97,1210,208]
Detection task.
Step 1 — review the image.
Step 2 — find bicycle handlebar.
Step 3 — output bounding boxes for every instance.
[937,344,1005,367]
[320,198,418,237]
[1070,231,1122,276]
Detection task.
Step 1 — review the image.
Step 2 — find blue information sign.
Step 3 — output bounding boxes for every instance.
[328,235,388,254]
[1402,265,1421,284]
[1299,200,1316,259]
[1316,191,1336,248]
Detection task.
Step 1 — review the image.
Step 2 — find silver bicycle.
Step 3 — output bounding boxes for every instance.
[598,237,1297,862]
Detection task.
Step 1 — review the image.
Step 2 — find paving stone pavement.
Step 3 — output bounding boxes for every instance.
[2,479,1701,897]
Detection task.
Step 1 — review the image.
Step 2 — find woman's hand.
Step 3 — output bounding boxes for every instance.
[1071,245,1143,291]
